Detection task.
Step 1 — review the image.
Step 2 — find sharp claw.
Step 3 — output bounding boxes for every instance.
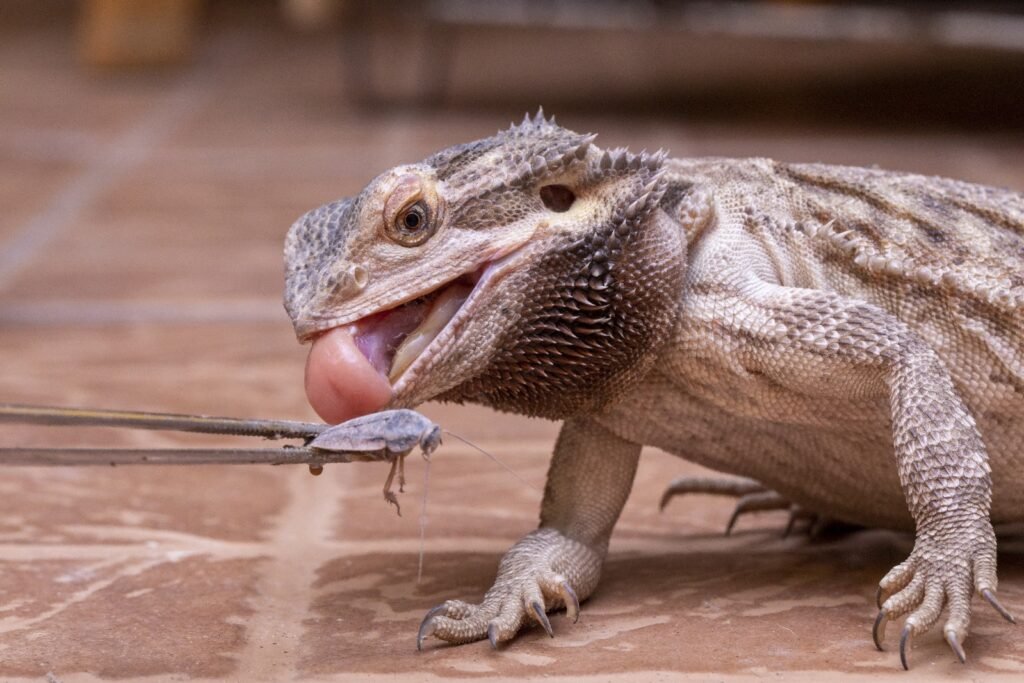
[658,489,673,512]
[560,580,580,623]
[416,604,446,651]
[981,588,1017,624]
[872,610,888,650]
[487,623,499,649]
[899,625,913,671]
[725,507,740,536]
[875,585,884,609]
[782,510,798,538]
[944,629,967,664]
[531,600,554,638]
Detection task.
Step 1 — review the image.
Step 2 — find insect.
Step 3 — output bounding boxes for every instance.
[308,409,442,513]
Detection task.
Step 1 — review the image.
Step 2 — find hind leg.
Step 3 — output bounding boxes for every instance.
[659,475,854,538]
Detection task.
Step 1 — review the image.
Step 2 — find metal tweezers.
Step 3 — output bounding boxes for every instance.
[0,403,341,468]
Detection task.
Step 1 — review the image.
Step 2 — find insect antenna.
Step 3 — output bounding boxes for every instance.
[416,428,541,583]
[417,450,432,584]
[442,429,541,493]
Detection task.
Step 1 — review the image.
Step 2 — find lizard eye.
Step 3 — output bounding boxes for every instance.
[540,184,575,212]
[388,201,435,246]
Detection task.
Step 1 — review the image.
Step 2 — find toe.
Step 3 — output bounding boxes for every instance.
[430,613,491,646]
[417,604,447,650]
[530,601,554,637]
[899,624,914,671]
[878,558,915,607]
[417,600,484,649]
[487,623,499,649]
[981,588,1017,624]
[783,505,814,538]
[536,571,584,624]
[557,579,580,622]
[904,580,944,634]
[874,573,925,651]
[882,573,926,620]
[659,476,764,511]
[898,581,944,669]
[944,629,967,664]
[873,610,889,651]
[941,582,973,664]
[487,603,527,645]
[975,555,1017,624]
[519,581,555,637]
[724,491,789,536]
[420,598,496,647]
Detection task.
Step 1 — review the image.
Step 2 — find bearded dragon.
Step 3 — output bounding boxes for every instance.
[283,111,1022,669]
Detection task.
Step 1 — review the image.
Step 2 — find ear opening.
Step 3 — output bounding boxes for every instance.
[540,184,576,213]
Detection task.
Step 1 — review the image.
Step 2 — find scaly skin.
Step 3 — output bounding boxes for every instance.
[283,111,1022,668]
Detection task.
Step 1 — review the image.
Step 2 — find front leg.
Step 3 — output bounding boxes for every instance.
[704,277,1014,667]
[418,417,641,648]
[873,347,1014,666]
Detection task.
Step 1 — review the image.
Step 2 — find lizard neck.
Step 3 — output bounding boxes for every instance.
[440,204,688,420]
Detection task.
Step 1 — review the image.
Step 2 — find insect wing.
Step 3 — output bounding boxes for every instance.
[308,416,388,452]
[307,410,436,455]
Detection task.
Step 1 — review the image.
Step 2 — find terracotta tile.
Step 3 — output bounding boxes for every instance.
[2,153,365,303]
[0,465,289,545]
[299,539,1024,677]
[0,556,260,679]
[0,157,83,243]
[2,214,290,302]
[0,323,310,416]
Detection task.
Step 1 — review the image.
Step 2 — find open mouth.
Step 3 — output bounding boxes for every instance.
[345,267,486,384]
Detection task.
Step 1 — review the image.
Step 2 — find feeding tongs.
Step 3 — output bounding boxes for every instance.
[0,402,441,476]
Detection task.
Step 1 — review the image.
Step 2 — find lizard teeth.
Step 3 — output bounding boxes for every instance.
[389,283,472,382]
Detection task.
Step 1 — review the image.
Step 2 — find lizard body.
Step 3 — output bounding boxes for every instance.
[611,157,1024,530]
[283,112,1022,667]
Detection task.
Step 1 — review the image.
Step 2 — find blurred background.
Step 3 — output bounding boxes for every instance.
[1,1,1023,679]
[2,0,1024,329]
[4,0,1024,318]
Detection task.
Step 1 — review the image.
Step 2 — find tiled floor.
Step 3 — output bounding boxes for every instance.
[1,11,1023,683]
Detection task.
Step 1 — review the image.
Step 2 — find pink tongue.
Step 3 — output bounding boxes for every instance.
[305,327,393,424]
[349,301,430,377]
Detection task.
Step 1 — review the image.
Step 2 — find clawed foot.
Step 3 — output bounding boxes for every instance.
[872,518,1016,669]
[660,475,834,537]
[417,528,600,650]
[659,475,765,510]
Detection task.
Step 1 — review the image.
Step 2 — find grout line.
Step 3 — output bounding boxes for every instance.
[0,76,213,292]
[232,466,348,681]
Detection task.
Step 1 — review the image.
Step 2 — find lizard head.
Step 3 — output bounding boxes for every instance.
[284,111,686,419]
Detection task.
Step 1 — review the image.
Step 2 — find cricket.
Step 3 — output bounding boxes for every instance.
[0,403,443,514]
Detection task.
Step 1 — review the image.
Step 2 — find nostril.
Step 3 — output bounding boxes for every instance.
[350,264,369,289]
[331,264,370,298]
[540,184,576,212]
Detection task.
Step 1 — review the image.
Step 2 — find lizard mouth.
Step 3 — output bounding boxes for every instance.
[345,266,487,385]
